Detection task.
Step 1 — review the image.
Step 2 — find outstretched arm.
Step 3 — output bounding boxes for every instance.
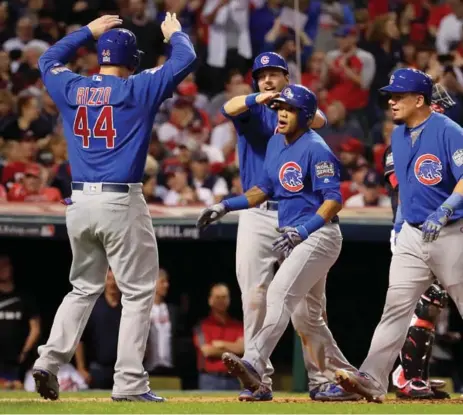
[222,92,280,117]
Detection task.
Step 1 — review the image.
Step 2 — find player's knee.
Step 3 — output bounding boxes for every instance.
[291,302,323,330]
[242,285,267,311]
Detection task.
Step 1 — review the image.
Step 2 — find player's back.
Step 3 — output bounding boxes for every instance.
[57,73,162,183]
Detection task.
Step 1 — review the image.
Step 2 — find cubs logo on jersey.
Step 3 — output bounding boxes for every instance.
[279,162,304,192]
[414,154,442,186]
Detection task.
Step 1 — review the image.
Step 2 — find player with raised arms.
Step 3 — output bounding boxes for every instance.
[30,14,196,402]
[197,84,356,401]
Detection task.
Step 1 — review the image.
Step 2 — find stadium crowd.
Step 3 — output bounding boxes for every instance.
[2,0,463,393]
[2,0,463,209]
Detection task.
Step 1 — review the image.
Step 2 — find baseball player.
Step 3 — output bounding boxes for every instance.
[336,68,463,403]
[198,84,359,401]
[386,83,454,400]
[31,14,196,402]
[221,53,358,401]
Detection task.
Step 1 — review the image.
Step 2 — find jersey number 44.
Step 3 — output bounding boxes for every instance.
[73,106,116,149]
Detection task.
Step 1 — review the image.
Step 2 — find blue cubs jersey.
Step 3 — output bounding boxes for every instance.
[222,104,277,193]
[391,112,463,224]
[257,130,341,227]
[39,27,196,183]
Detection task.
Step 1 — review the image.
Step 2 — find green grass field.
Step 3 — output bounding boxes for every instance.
[1,391,463,414]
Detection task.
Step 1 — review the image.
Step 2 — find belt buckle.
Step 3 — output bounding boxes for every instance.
[83,183,102,194]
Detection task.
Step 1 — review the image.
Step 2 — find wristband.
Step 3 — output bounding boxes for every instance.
[245,93,259,108]
[441,192,463,215]
[297,214,325,240]
[222,195,249,211]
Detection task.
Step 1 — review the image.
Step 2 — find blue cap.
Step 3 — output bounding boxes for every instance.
[363,169,381,188]
[379,68,433,99]
[251,52,288,91]
[97,28,143,70]
[270,84,317,127]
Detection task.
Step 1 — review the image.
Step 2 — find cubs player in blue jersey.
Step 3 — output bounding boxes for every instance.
[198,84,358,401]
[30,14,196,402]
[385,83,454,400]
[220,53,358,401]
[336,68,463,403]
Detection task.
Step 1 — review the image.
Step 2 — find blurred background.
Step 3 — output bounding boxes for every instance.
[1,0,463,394]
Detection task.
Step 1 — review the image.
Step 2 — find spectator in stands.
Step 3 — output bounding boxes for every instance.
[428,0,453,39]
[2,16,49,53]
[439,65,463,124]
[164,165,213,206]
[201,0,252,95]
[190,150,228,203]
[7,163,61,202]
[223,167,242,199]
[0,90,15,131]
[372,119,394,175]
[0,140,36,189]
[142,173,165,204]
[301,51,325,95]
[1,95,51,141]
[145,267,197,389]
[436,0,463,54]
[122,0,165,70]
[363,13,404,118]
[249,0,282,55]
[157,96,211,151]
[75,269,121,389]
[206,69,244,122]
[157,73,209,124]
[0,2,13,47]
[156,0,198,40]
[338,137,367,181]
[318,100,364,151]
[209,116,237,165]
[320,25,375,121]
[193,283,243,390]
[0,50,12,91]
[313,0,355,53]
[0,255,41,388]
[0,184,6,202]
[148,132,171,163]
[34,9,62,45]
[345,169,391,208]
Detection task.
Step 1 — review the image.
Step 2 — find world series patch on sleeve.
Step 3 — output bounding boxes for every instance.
[315,161,335,178]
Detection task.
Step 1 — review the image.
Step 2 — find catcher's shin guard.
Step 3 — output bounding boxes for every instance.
[395,283,449,399]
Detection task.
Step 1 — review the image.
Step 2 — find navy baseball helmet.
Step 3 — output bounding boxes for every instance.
[97,29,143,70]
[251,52,289,91]
[379,68,433,101]
[270,84,317,127]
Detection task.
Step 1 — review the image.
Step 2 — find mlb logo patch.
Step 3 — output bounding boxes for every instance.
[315,161,335,178]
[453,149,463,167]
[93,75,102,82]
[102,49,111,63]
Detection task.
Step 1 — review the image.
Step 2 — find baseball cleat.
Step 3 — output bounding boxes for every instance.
[335,369,384,403]
[239,387,273,402]
[112,390,166,402]
[222,352,261,392]
[395,380,434,399]
[33,369,59,401]
[312,382,363,401]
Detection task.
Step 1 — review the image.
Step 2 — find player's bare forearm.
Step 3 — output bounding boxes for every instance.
[21,317,41,355]
[244,186,269,207]
[316,199,342,222]
[310,109,327,129]
[223,95,249,117]
[39,27,93,73]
